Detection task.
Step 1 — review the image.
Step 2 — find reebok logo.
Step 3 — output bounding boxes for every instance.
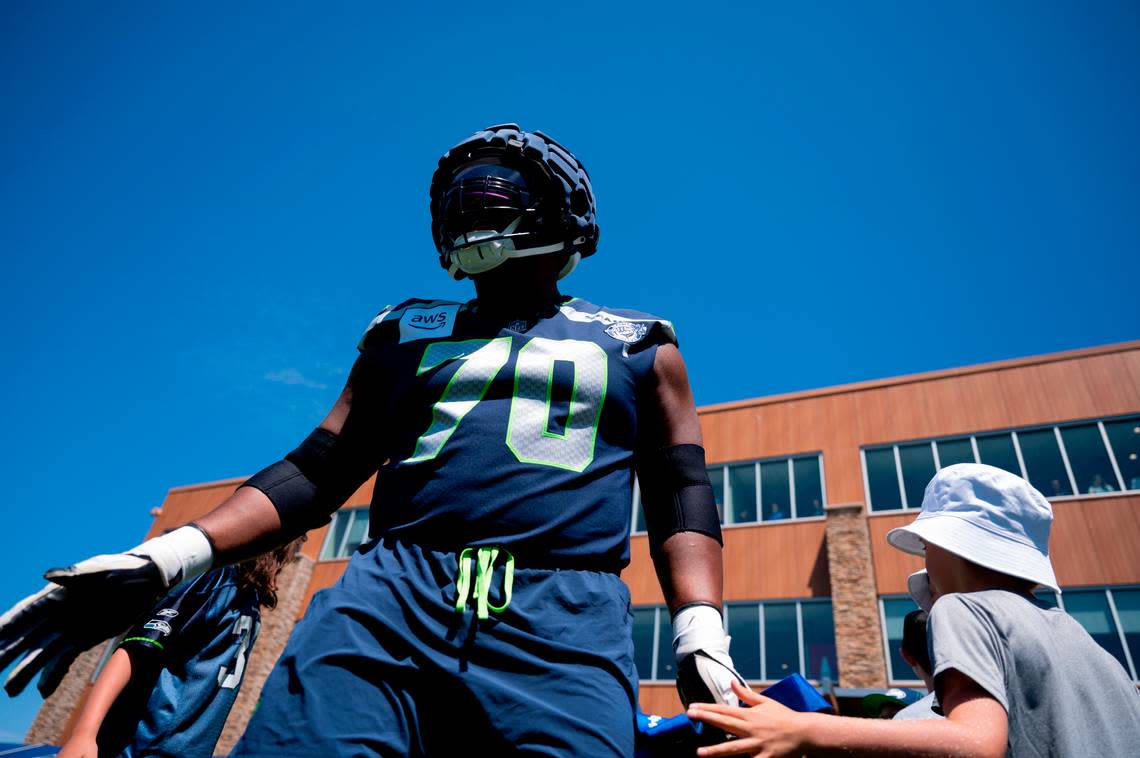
[399,303,460,343]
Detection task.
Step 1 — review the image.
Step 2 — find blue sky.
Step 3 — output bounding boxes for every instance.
[2,1,1138,739]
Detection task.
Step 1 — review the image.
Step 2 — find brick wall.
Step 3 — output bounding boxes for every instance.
[824,503,888,687]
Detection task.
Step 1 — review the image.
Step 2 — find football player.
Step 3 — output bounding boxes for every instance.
[1,124,744,756]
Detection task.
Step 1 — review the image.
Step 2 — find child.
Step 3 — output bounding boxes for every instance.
[58,539,302,758]
[687,463,1140,756]
[891,610,940,721]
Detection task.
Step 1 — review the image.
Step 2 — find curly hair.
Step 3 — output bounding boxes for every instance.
[235,536,306,610]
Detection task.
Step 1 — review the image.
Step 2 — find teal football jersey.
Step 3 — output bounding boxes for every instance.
[355,295,676,571]
[100,567,260,758]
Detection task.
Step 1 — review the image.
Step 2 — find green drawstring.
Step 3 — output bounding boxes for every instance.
[455,546,514,620]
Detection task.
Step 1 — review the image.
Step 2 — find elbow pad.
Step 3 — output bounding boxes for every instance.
[638,444,723,555]
[242,428,373,537]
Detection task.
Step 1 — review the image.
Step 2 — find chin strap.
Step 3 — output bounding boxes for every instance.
[448,216,573,279]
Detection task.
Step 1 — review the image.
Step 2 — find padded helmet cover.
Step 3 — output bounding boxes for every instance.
[430,124,599,277]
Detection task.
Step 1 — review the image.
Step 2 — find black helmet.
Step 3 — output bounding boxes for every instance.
[429,124,599,280]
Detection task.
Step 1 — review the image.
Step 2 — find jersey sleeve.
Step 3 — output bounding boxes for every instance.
[928,594,1009,713]
[119,569,230,661]
[358,304,398,351]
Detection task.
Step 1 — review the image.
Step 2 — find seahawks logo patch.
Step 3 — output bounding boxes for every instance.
[156,609,179,618]
[605,321,650,344]
[143,620,173,636]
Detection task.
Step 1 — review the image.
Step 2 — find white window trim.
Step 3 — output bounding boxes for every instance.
[1053,426,1080,496]
[650,606,661,682]
[1105,589,1138,681]
[1010,430,1030,480]
[787,458,796,519]
[1098,421,1128,493]
[893,445,908,509]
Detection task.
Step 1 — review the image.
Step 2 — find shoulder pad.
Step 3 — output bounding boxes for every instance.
[358,298,466,350]
[558,300,678,349]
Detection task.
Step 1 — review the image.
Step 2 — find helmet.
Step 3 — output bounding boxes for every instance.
[429,124,599,280]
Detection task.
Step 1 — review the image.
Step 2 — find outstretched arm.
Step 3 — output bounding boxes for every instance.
[195,355,373,563]
[688,674,1007,758]
[0,353,383,697]
[57,647,134,758]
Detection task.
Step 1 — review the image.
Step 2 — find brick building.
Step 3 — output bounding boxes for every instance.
[29,340,1140,746]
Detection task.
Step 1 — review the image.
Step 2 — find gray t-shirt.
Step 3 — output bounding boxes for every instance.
[893,691,941,721]
[929,590,1140,757]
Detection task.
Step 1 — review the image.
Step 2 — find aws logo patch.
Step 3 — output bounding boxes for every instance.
[399,303,460,343]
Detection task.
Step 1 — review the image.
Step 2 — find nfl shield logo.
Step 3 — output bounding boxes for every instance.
[605,321,650,344]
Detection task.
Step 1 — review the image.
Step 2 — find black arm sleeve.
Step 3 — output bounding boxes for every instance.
[637,444,723,556]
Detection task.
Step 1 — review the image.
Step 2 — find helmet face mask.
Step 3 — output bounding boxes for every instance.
[430,125,598,280]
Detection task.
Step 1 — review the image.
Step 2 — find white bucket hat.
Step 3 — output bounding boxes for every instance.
[887,463,1060,609]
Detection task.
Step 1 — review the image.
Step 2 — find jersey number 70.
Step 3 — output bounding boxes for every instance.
[405,337,608,472]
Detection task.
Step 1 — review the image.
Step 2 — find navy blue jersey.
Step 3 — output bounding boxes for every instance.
[355,296,675,571]
[101,567,261,758]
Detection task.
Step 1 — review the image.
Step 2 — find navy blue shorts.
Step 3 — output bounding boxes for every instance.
[232,538,638,757]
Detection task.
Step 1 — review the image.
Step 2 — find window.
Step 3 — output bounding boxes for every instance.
[632,608,657,680]
[936,437,975,467]
[1103,416,1140,491]
[1017,429,1072,497]
[1060,588,1133,677]
[880,596,922,683]
[632,599,837,683]
[709,466,726,523]
[863,414,1140,511]
[865,447,904,512]
[655,609,676,680]
[1112,588,1140,675]
[793,457,825,518]
[800,600,839,682]
[726,602,761,680]
[1059,423,1119,495]
[630,605,682,682]
[898,443,937,510]
[729,462,758,523]
[320,507,371,559]
[631,454,826,531]
[632,478,647,533]
[759,461,790,522]
[764,602,799,680]
[976,433,1021,476]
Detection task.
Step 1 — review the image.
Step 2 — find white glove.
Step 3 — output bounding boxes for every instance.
[0,526,213,697]
[672,604,748,708]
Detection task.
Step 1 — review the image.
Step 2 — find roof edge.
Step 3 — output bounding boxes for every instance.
[699,339,1140,415]
[165,475,249,494]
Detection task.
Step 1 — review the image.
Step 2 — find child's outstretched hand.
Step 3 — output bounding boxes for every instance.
[687,679,808,757]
